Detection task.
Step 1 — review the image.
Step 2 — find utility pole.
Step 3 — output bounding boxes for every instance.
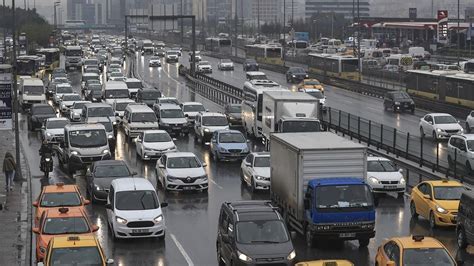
[291,0,294,25]
[283,0,286,66]
[257,0,260,40]
[357,0,361,82]
[12,0,22,181]
[240,0,243,38]
[181,0,184,42]
[234,0,238,56]
[125,15,128,51]
[3,0,6,62]
[457,0,460,66]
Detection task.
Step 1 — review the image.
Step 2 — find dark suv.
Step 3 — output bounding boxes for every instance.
[383,91,415,113]
[28,104,56,131]
[286,67,308,83]
[243,59,259,72]
[456,190,474,251]
[216,201,296,266]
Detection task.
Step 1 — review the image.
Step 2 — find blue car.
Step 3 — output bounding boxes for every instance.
[210,130,250,161]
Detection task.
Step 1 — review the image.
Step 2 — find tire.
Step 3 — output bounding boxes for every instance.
[432,131,438,141]
[250,179,256,193]
[467,162,473,175]
[216,244,225,266]
[384,105,388,111]
[240,172,245,185]
[158,232,165,241]
[458,228,468,249]
[419,127,425,138]
[429,211,437,229]
[411,108,415,114]
[305,229,314,248]
[397,192,404,199]
[410,201,418,218]
[358,238,370,248]
[448,155,453,169]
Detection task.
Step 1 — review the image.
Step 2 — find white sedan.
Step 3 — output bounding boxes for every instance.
[366,156,405,198]
[465,111,474,133]
[136,130,177,160]
[240,152,270,192]
[419,113,463,141]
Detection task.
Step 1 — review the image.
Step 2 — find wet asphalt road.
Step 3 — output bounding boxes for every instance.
[22,51,471,266]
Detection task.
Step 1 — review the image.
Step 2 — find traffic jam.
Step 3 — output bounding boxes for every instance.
[21,34,474,266]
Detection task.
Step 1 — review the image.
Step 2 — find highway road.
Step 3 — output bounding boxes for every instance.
[22,52,473,266]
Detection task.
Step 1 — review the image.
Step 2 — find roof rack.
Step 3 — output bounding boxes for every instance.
[412,235,424,242]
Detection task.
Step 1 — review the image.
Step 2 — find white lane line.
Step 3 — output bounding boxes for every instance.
[170,233,195,266]
[209,179,224,189]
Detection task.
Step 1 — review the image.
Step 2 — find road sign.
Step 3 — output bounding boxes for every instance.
[437,10,448,44]
[0,65,12,130]
[409,8,417,20]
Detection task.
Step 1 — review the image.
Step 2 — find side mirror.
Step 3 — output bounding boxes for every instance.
[132,172,138,176]
[32,227,40,234]
[92,225,100,232]
[83,199,91,205]
[398,169,403,173]
[202,162,207,167]
[104,203,112,209]
[423,194,431,200]
[247,139,250,143]
[106,259,114,265]
[160,202,169,208]
[429,121,433,125]
[244,161,251,167]
[206,109,209,112]
[185,114,189,117]
[33,201,38,207]
[41,126,45,130]
[158,163,165,168]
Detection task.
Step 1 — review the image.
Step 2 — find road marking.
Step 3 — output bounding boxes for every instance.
[170,233,194,266]
[209,179,223,189]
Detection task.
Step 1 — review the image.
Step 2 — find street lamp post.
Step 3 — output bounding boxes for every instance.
[457,0,460,66]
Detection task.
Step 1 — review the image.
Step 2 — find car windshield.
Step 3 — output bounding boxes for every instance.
[167,51,178,55]
[219,132,246,143]
[115,190,159,210]
[87,80,101,85]
[236,220,289,244]
[97,121,113,132]
[254,157,270,167]
[40,192,81,207]
[150,57,160,61]
[434,115,457,124]
[84,59,98,65]
[56,86,73,94]
[94,165,130,178]
[115,102,131,111]
[306,91,324,99]
[227,105,241,113]
[402,248,455,266]
[246,59,256,64]
[433,186,465,200]
[142,91,161,99]
[43,217,90,234]
[85,68,99,74]
[367,160,398,172]
[34,106,55,115]
[47,120,68,129]
[167,157,201,168]
[467,140,474,151]
[90,90,102,97]
[69,129,107,148]
[161,109,184,118]
[24,86,44,95]
[131,112,157,122]
[160,99,179,105]
[221,59,232,63]
[53,74,67,79]
[105,89,128,99]
[315,184,373,209]
[281,121,321,132]
[199,61,210,65]
[110,72,124,77]
[393,92,411,100]
[184,104,205,112]
[50,247,103,266]
[72,102,87,110]
[202,116,228,126]
[62,94,82,101]
[291,67,305,73]
[88,107,114,117]
[126,82,143,89]
[304,80,320,85]
[144,133,172,142]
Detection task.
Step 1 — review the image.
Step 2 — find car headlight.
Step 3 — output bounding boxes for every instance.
[400,178,406,185]
[204,128,210,132]
[44,157,51,162]
[368,176,379,184]
[242,147,249,153]
[102,149,110,154]
[71,151,79,156]
[107,135,114,139]
[394,101,400,105]
[46,132,52,137]
[436,205,448,214]
[287,250,296,260]
[39,246,46,254]
[219,146,228,152]
[237,251,252,262]
[116,216,127,225]
[437,128,443,132]
[161,123,169,127]
[92,97,97,101]
[154,215,163,223]
[305,74,309,78]
[255,175,264,180]
[292,75,296,77]
[94,184,102,191]
[113,121,117,125]
[459,128,464,133]
[167,175,178,181]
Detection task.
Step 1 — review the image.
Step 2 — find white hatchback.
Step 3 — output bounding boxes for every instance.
[106,178,167,239]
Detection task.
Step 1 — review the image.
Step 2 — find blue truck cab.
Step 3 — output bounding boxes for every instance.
[304,177,376,247]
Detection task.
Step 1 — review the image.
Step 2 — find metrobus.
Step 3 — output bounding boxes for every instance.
[17,55,40,77]
[241,80,287,138]
[386,54,414,72]
[245,44,283,66]
[308,54,360,81]
[204,37,232,55]
[36,48,60,70]
[65,20,86,28]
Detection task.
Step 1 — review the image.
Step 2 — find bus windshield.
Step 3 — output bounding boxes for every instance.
[65,49,82,57]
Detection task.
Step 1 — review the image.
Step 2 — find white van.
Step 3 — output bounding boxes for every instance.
[106,178,167,239]
[20,78,46,110]
[123,104,159,142]
[103,81,129,105]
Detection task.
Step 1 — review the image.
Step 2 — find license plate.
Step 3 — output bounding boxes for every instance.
[173,127,180,130]
[232,153,240,156]
[183,186,194,190]
[384,185,397,189]
[132,229,149,233]
[339,233,356,238]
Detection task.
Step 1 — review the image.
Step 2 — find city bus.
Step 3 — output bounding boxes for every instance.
[36,48,60,70]
[204,37,232,55]
[308,53,360,81]
[241,79,287,138]
[17,55,40,77]
[245,44,283,66]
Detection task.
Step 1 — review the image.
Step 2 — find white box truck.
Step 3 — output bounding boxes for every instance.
[270,132,375,247]
[262,91,320,145]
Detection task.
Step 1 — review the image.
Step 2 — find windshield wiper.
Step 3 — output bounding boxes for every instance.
[250,240,281,244]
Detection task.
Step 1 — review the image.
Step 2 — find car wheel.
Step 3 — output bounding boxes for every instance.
[305,229,314,248]
[419,127,425,138]
[250,179,256,193]
[458,228,468,249]
[217,244,225,266]
[432,131,438,141]
[411,108,415,114]
[158,232,165,241]
[410,201,418,218]
[448,155,453,168]
[240,172,245,185]
[397,192,404,199]
[67,163,75,177]
[358,238,370,248]
[466,123,471,133]
[467,162,473,175]
[429,211,437,229]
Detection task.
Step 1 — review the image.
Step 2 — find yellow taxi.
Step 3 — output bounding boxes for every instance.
[33,183,90,226]
[40,235,113,266]
[296,260,354,266]
[410,180,465,228]
[297,79,324,93]
[33,207,99,262]
[375,235,456,266]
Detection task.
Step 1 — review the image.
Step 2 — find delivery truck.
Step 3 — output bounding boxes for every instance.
[270,132,375,247]
[262,91,320,146]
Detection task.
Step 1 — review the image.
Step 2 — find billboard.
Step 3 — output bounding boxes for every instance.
[437,10,448,44]
[409,8,417,20]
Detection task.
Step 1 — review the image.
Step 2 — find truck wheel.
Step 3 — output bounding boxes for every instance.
[67,163,75,177]
[410,201,418,218]
[358,238,370,248]
[305,229,314,248]
[458,228,468,249]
